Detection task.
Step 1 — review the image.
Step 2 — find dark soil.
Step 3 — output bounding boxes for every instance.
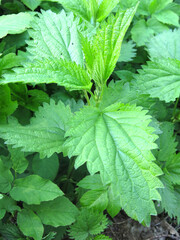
[104,212,180,240]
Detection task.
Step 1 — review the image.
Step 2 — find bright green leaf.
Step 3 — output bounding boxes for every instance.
[96,0,120,22]
[10,175,63,204]
[0,12,33,39]
[135,58,180,102]
[2,58,92,91]
[147,28,180,60]
[83,5,138,85]
[0,100,72,158]
[80,189,108,211]
[17,209,44,240]
[65,104,163,223]
[27,10,84,66]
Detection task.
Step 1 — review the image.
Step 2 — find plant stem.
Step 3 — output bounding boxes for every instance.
[173,97,179,118]
[84,90,91,105]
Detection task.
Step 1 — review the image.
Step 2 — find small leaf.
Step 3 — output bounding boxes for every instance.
[17,209,44,240]
[32,196,79,227]
[0,158,13,193]
[80,189,108,211]
[21,0,41,10]
[8,146,28,174]
[10,175,63,204]
[69,209,108,240]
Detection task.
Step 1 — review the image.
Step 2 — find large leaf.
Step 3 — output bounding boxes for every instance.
[147,28,180,60]
[0,100,72,158]
[2,58,92,91]
[0,12,33,39]
[27,10,84,66]
[65,104,163,223]
[10,175,63,204]
[134,58,180,102]
[17,209,44,240]
[31,196,78,227]
[82,5,138,86]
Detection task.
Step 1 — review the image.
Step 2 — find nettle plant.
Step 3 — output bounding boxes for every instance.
[0,0,180,239]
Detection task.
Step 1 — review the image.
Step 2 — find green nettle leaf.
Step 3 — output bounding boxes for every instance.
[82,4,138,85]
[8,146,28,174]
[21,0,41,10]
[155,122,177,163]
[0,100,72,158]
[49,0,91,22]
[95,0,120,22]
[148,0,172,14]
[10,175,63,204]
[134,58,180,102]
[31,196,79,227]
[0,12,34,39]
[17,209,44,240]
[65,104,163,223]
[27,10,84,66]
[147,29,180,60]
[118,40,136,62]
[165,153,180,185]
[0,158,13,193]
[2,58,92,91]
[158,176,180,221]
[69,209,108,240]
[32,153,59,181]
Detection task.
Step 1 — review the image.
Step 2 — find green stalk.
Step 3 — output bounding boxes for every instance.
[173,97,179,119]
[84,90,91,105]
